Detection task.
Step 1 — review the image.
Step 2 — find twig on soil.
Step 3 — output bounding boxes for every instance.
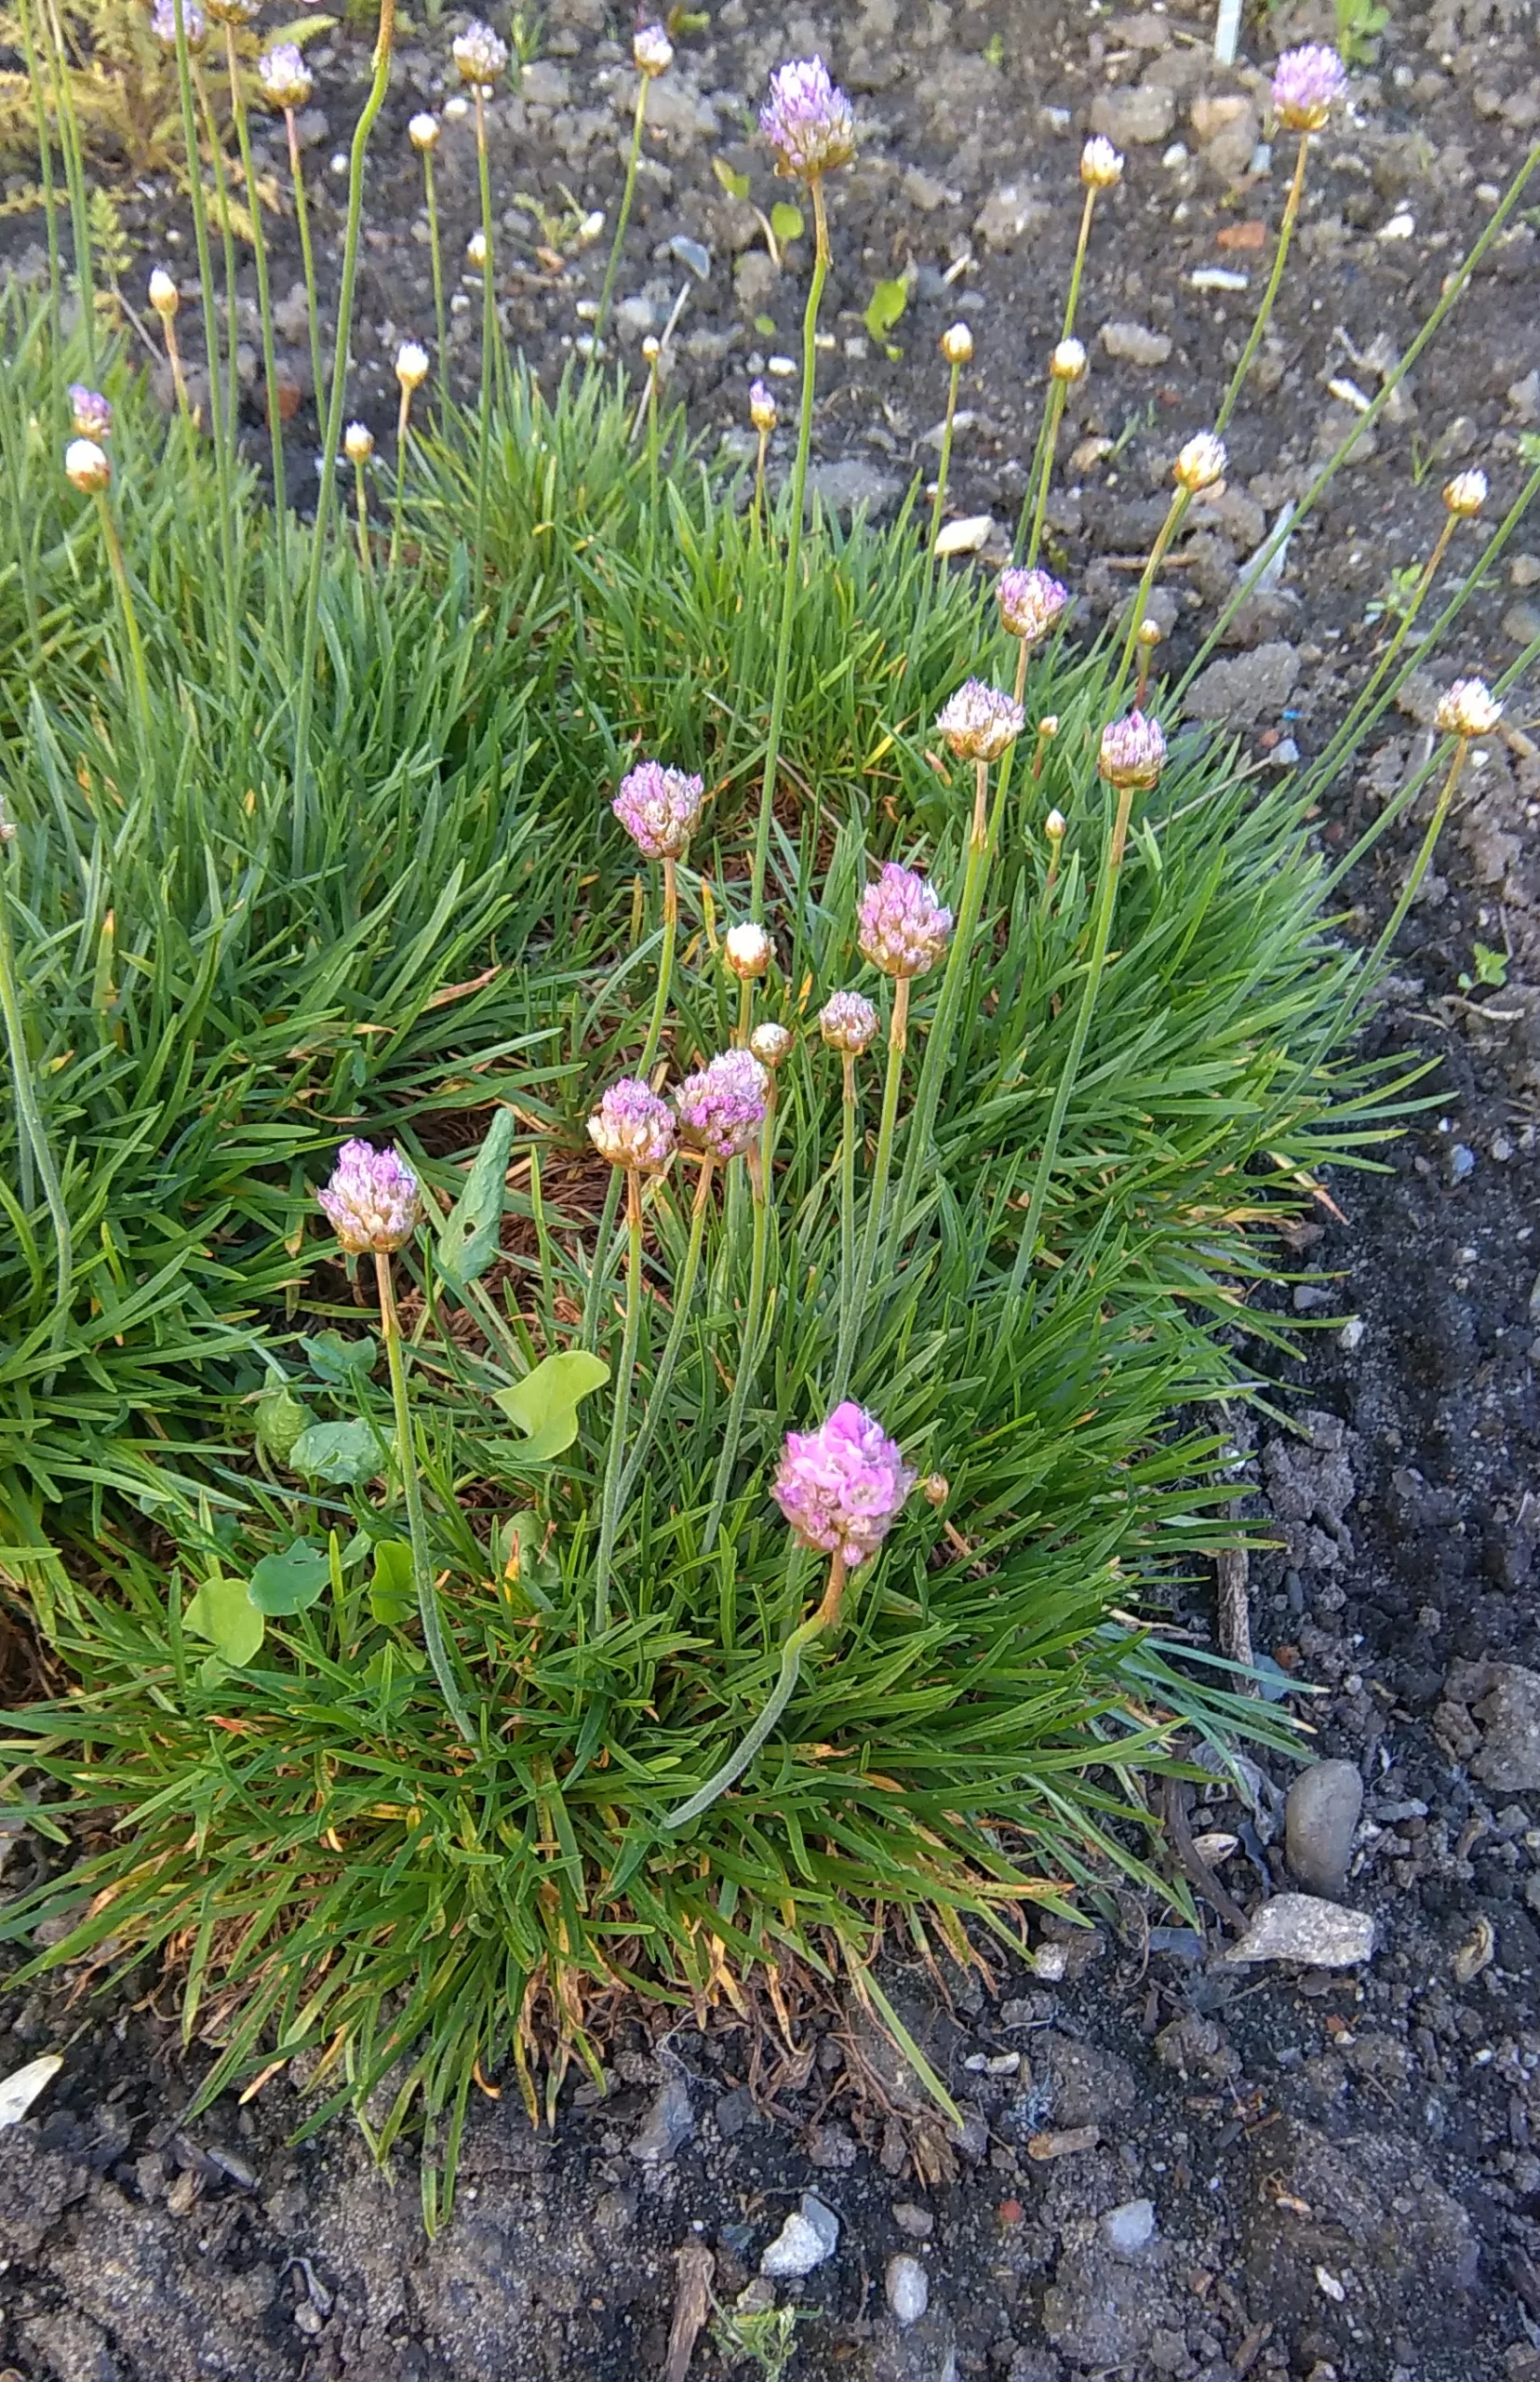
[663,2238,715,2382]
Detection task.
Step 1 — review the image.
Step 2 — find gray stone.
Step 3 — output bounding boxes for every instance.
[1100,319,1173,367]
[1184,638,1299,725]
[519,60,570,105]
[1224,1893,1375,1968]
[1503,601,1540,648]
[866,2308,959,2382]
[1285,1759,1364,1896]
[630,2067,692,2162]
[1043,2242,1180,2366]
[669,234,712,281]
[760,2191,839,2278]
[973,185,1052,253]
[733,251,779,314]
[1442,1660,1540,1790]
[886,2252,930,2323]
[1102,2197,1158,2254]
[893,2201,934,2238]
[804,459,904,520]
[1035,2032,1137,2129]
[0,2124,87,2258]
[1091,83,1176,145]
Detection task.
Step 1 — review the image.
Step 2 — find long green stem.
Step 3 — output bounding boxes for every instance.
[639,854,677,1075]
[594,75,649,350]
[1018,376,1068,569]
[285,108,328,434]
[1113,488,1189,693]
[833,972,909,1400]
[892,756,996,1236]
[593,1169,646,1633]
[928,355,962,555]
[225,25,289,658]
[837,1050,858,1324]
[422,150,449,414]
[93,493,153,751]
[1213,131,1309,437]
[749,174,830,913]
[167,2,237,690]
[353,455,371,568]
[618,1155,714,1504]
[471,85,498,592]
[1061,182,1097,342]
[374,1251,475,1744]
[663,1552,845,1828]
[193,59,241,462]
[1364,736,1470,982]
[14,0,61,386]
[390,384,411,569]
[1303,513,1458,798]
[1007,779,1136,1301]
[38,0,95,373]
[702,1145,771,1555]
[292,0,395,864]
[0,837,72,1357]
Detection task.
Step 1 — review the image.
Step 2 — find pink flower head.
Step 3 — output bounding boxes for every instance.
[68,383,112,439]
[588,1077,676,1171]
[1098,708,1167,793]
[257,41,312,107]
[612,760,705,862]
[771,1400,915,1567]
[819,989,879,1053]
[318,1138,422,1254]
[759,57,855,179]
[674,1050,768,1159]
[1271,43,1347,130]
[151,0,206,47]
[857,863,953,980]
[996,567,1068,645]
[934,678,1025,763]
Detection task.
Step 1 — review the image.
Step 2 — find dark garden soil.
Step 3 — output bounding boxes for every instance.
[2,0,1539,2376]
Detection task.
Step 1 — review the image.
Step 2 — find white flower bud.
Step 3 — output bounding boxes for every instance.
[941,322,973,365]
[1049,338,1087,383]
[149,267,179,318]
[395,341,430,393]
[344,422,374,462]
[1434,677,1502,739]
[724,922,772,980]
[1080,135,1124,189]
[1174,431,1226,494]
[1441,469,1487,518]
[65,437,111,494]
[408,112,440,153]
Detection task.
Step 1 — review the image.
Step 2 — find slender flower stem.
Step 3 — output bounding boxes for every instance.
[161,314,193,417]
[618,1155,714,1504]
[1113,488,1190,691]
[1305,513,1459,796]
[752,425,769,539]
[390,383,412,569]
[15,0,62,382]
[594,74,649,351]
[837,1051,859,1322]
[284,107,328,432]
[93,492,153,749]
[1214,130,1310,436]
[749,173,830,913]
[353,454,371,569]
[372,1251,475,1744]
[1134,633,1156,711]
[892,757,996,1236]
[1364,735,1471,979]
[663,1551,846,1828]
[702,1144,771,1555]
[37,0,96,372]
[834,973,909,1400]
[593,1169,646,1634]
[928,353,962,555]
[422,149,449,414]
[225,23,289,656]
[0,836,73,1357]
[292,0,395,864]
[639,854,677,1076]
[167,2,237,689]
[192,60,241,458]
[472,84,498,592]
[1007,778,1137,1301]
[1017,376,1068,569]
[1062,183,1098,342]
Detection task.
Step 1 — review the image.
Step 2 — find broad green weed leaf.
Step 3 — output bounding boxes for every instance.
[183,1573,265,1666]
[864,277,907,340]
[435,1107,517,1289]
[368,1537,415,1626]
[712,155,751,201]
[770,201,803,246]
[256,1385,315,1465]
[301,1331,377,1386]
[288,1419,382,1485]
[248,1540,331,1616]
[495,1350,609,1441]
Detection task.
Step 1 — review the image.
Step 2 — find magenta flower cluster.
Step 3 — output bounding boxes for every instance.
[68,384,113,439]
[1270,43,1346,129]
[857,863,953,980]
[588,1077,676,1171]
[612,761,706,862]
[675,1050,769,1159]
[318,1139,422,1254]
[759,57,856,179]
[1098,710,1168,792]
[934,679,1025,764]
[996,567,1068,645]
[771,1400,915,1567]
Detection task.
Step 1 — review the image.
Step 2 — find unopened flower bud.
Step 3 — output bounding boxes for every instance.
[1136,618,1162,649]
[466,230,488,268]
[997,567,1068,645]
[1038,716,1060,742]
[318,1138,422,1253]
[819,989,879,1053]
[749,1021,794,1069]
[408,111,441,152]
[922,1472,949,1507]
[68,383,112,439]
[1098,709,1167,792]
[1271,42,1347,132]
[935,678,1024,762]
[257,40,312,108]
[641,334,662,366]
[724,922,772,980]
[344,421,374,462]
[1045,807,1066,842]
[941,322,973,366]
[1435,676,1501,739]
[149,266,179,317]
[749,378,777,432]
[1442,469,1487,518]
[452,18,509,85]
[1080,134,1123,189]
[589,1077,676,1171]
[1174,431,1226,494]
[395,341,430,393]
[65,437,111,495]
[633,21,674,75]
[1049,338,1087,383]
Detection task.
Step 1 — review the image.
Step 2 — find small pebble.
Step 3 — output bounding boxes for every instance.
[1378,212,1415,239]
[893,2201,934,2239]
[760,2192,839,2278]
[886,2253,930,2326]
[1102,2197,1157,2253]
[1032,1942,1068,1982]
[1340,1317,1366,1352]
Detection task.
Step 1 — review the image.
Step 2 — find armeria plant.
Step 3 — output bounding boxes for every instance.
[0,11,1535,2225]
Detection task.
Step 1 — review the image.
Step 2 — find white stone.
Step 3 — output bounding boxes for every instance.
[1223,1894,1375,1968]
[934,515,995,556]
[1102,2197,1157,2253]
[760,2192,839,2278]
[886,2253,930,2325]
